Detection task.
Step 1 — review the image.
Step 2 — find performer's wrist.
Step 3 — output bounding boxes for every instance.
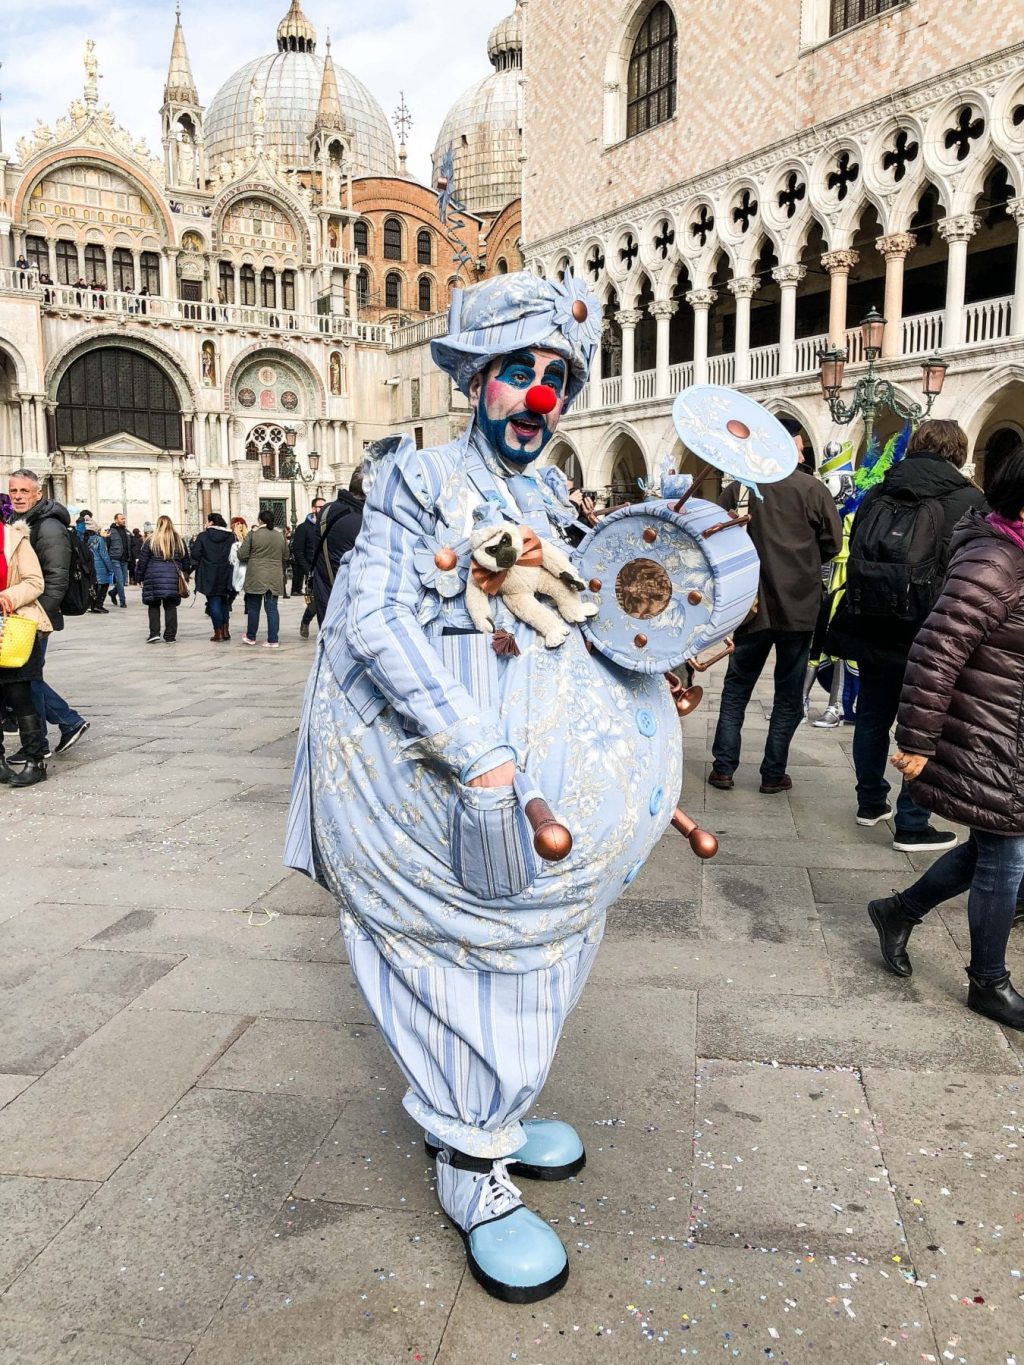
[460,744,517,785]
[467,760,517,789]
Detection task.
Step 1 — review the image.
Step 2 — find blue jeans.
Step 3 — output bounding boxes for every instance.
[208,595,230,631]
[852,662,929,831]
[109,560,128,606]
[712,629,812,782]
[30,635,86,736]
[900,830,1024,984]
[244,591,280,644]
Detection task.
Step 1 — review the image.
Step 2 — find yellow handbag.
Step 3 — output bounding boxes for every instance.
[0,613,38,669]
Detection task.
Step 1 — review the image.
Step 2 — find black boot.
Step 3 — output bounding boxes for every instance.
[7,715,48,788]
[967,972,1024,1030]
[0,734,15,785]
[868,894,917,978]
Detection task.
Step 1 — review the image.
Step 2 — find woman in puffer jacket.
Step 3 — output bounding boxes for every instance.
[137,516,191,644]
[869,448,1024,1030]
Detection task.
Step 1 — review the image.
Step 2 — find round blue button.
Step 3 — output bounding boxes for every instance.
[623,859,644,886]
[649,786,664,816]
[636,708,657,738]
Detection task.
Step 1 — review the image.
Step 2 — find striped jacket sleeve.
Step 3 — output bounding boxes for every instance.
[345,446,507,776]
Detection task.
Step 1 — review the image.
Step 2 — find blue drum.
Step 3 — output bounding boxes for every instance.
[576,497,761,674]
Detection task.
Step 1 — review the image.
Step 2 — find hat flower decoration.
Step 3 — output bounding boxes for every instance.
[551,271,602,350]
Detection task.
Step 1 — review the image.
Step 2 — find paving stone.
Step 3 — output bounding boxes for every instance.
[188,1203,462,1365]
[817,902,971,1003]
[0,904,132,971]
[0,952,180,1075]
[724,839,912,870]
[0,1176,98,1292]
[131,956,368,1023]
[29,869,282,912]
[691,1061,901,1255]
[0,1089,338,1340]
[700,864,819,944]
[247,872,338,919]
[590,935,832,995]
[697,991,1020,1072]
[197,1019,385,1104]
[0,1010,246,1180]
[85,909,345,963]
[604,896,699,939]
[0,1078,35,1112]
[0,1322,193,1365]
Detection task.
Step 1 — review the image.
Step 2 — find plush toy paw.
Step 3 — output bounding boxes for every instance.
[543,623,571,648]
[558,569,586,591]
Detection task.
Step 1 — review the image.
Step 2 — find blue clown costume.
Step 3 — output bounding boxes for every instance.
[286,272,683,1301]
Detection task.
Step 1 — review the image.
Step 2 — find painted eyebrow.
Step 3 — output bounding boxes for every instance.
[499,351,537,370]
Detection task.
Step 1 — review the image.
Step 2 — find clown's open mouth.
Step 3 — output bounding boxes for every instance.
[508,414,544,441]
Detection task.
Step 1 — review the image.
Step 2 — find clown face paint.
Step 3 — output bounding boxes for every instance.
[475,349,568,467]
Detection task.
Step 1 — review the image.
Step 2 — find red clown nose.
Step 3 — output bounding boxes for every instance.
[524,385,558,415]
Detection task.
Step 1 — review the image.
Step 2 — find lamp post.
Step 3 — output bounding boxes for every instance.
[261,427,319,529]
[817,307,948,454]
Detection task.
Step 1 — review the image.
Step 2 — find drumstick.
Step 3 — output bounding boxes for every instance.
[671,808,719,859]
[523,796,573,861]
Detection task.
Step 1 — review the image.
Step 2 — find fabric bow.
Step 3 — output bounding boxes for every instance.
[471,526,544,596]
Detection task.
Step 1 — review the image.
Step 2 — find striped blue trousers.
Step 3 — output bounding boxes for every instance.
[345,926,601,1158]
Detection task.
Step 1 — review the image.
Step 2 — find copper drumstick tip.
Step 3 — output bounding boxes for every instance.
[534,822,574,861]
[671,808,719,859]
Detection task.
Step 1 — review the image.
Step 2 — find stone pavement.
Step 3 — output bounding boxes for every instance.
[0,596,1021,1365]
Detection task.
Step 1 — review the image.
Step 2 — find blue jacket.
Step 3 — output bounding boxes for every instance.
[86,531,113,585]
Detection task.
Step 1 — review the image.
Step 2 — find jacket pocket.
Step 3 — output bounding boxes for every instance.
[448,780,538,902]
[339,661,388,725]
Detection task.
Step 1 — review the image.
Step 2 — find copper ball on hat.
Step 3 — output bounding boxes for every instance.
[571,300,589,322]
[634,633,648,649]
[588,578,602,592]
[688,590,703,606]
[643,527,658,545]
[434,547,458,571]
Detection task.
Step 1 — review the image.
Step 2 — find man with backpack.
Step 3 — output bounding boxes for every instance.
[311,468,365,628]
[290,497,326,639]
[827,419,985,851]
[6,470,91,761]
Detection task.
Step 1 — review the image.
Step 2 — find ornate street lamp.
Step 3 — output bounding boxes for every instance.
[278,438,320,529]
[818,307,948,453]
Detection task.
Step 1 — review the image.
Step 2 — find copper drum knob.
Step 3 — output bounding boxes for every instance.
[634,633,648,649]
[687,590,703,606]
[643,527,658,545]
[588,578,603,592]
[434,547,458,571]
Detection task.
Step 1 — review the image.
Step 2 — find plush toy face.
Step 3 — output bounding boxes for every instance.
[471,522,525,572]
[472,347,569,468]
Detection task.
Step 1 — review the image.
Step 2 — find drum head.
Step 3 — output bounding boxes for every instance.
[672,385,797,485]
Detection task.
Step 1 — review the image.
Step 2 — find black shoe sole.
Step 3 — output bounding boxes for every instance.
[424,1139,586,1182]
[856,809,894,827]
[967,1000,1024,1031]
[459,1226,569,1304]
[868,902,913,978]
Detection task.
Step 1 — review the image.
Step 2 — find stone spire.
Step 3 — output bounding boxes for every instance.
[165,3,197,105]
[314,37,344,131]
[277,0,317,53]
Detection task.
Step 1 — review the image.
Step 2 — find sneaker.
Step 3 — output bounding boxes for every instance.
[813,704,842,729]
[1,714,18,737]
[856,803,894,827]
[241,637,257,646]
[263,641,280,649]
[6,742,52,764]
[893,826,958,853]
[54,721,90,755]
[164,638,176,644]
[146,634,162,643]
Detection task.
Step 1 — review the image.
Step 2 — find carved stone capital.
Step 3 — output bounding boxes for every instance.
[1007,196,1024,228]
[772,264,807,286]
[937,213,982,244]
[649,300,679,320]
[685,288,717,310]
[820,249,860,275]
[876,232,917,261]
[728,276,761,300]
[616,309,644,328]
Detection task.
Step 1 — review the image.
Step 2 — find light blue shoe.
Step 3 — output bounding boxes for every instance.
[425,1118,586,1181]
[435,1149,569,1303]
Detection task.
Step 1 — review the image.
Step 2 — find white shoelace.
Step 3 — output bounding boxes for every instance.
[477,1159,522,1221]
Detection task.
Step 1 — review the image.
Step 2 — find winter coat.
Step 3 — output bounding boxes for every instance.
[290,514,320,574]
[1,521,52,632]
[237,526,288,597]
[23,499,71,631]
[190,526,236,598]
[137,538,192,604]
[718,469,842,633]
[107,523,131,562]
[312,490,364,624]
[896,512,1024,833]
[86,531,113,585]
[826,451,987,670]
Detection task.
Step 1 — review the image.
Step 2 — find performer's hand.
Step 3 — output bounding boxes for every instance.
[0,594,14,617]
[468,760,517,789]
[891,750,928,780]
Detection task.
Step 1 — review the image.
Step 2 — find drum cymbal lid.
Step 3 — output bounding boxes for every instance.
[672,385,798,486]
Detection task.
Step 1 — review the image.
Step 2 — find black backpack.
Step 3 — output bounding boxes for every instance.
[846,491,947,624]
[60,529,97,616]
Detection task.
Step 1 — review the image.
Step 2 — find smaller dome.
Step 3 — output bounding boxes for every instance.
[487,3,523,71]
[277,0,316,53]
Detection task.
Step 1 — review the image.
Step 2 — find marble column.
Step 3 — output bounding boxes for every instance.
[616,309,643,402]
[938,213,981,350]
[651,299,679,398]
[588,324,604,408]
[772,264,807,375]
[685,289,717,385]
[1008,198,1024,337]
[728,277,761,384]
[47,238,58,281]
[875,232,917,359]
[821,249,859,347]
[17,394,33,458]
[34,396,48,457]
[131,249,142,292]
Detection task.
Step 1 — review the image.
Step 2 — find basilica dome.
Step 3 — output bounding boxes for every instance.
[204,2,397,177]
[431,2,522,219]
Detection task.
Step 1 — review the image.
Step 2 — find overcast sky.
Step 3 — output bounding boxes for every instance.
[0,0,511,183]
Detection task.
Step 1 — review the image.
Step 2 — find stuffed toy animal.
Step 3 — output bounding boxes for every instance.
[465,521,598,648]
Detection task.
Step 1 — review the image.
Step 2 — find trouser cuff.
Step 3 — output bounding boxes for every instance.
[404,1093,525,1159]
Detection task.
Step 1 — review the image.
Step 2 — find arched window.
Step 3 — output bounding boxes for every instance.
[627,2,677,139]
[418,275,433,312]
[112,248,134,291]
[84,244,107,286]
[357,268,370,308]
[25,236,48,273]
[354,221,369,255]
[56,347,181,449]
[140,252,161,295]
[240,264,256,307]
[416,229,433,265]
[385,272,402,309]
[261,267,276,309]
[496,257,509,274]
[281,269,296,311]
[56,240,77,285]
[218,260,235,304]
[383,217,403,261]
